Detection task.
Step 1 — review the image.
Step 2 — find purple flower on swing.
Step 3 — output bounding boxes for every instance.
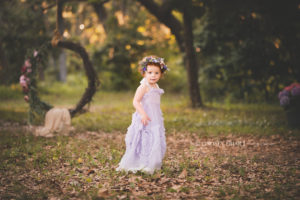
[278,83,300,108]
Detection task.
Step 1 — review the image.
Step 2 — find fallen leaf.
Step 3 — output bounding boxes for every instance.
[160,177,170,184]
[98,188,110,198]
[86,169,95,175]
[75,168,83,173]
[171,184,181,191]
[178,168,187,179]
[77,158,83,164]
[118,194,127,199]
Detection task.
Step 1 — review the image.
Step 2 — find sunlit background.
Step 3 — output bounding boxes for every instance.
[1,0,299,103]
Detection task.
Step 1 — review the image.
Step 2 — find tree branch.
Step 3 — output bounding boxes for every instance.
[92,0,109,33]
[161,0,173,14]
[137,0,185,52]
[41,3,56,12]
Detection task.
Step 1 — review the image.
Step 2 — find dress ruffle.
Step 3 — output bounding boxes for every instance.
[116,84,166,174]
[116,114,166,174]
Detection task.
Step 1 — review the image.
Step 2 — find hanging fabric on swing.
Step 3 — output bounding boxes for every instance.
[35,108,72,137]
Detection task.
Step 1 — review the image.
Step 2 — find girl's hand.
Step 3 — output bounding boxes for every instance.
[141,114,151,126]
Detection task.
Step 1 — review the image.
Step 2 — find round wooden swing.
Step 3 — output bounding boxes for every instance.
[26,0,99,136]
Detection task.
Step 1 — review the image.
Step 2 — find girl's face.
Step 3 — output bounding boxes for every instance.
[144,64,162,86]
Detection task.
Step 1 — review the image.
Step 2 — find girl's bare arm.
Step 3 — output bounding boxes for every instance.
[133,85,151,125]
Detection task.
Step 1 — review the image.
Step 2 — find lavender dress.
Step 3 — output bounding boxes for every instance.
[116,78,166,174]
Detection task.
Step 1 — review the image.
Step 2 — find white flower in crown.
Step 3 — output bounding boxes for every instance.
[140,56,168,72]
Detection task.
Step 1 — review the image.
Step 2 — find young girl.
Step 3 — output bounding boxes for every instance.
[116,55,168,174]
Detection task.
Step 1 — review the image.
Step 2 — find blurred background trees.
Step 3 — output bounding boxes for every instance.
[0,0,51,84]
[195,0,300,102]
[0,0,299,104]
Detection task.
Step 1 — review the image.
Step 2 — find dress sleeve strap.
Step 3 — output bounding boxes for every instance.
[140,78,150,86]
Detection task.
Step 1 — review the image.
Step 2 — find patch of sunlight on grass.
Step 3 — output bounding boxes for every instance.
[0,84,23,100]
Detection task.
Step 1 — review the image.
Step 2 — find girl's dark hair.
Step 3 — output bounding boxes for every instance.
[139,55,168,74]
[140,62,165,74]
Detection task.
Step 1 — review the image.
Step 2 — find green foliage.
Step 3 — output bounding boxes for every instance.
[0,0,51,85]
[91,1,184,92]
[1,0,299,103]
[25,45,53,125]
[92,3,150,90]
[195,0,300,102]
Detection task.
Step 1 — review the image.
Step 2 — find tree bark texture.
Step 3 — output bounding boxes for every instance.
[183,6,203,107]
[0,41,8,84]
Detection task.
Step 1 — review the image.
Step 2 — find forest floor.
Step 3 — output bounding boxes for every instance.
[0,88,300,199]
[0,122,299,200]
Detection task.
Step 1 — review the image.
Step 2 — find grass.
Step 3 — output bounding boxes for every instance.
[0,83,298,137]
[0,83,299,199]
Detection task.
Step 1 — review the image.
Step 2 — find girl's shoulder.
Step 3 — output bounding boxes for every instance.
[136,83,150,94]
[140,83,164,96]
[138,78,162,94]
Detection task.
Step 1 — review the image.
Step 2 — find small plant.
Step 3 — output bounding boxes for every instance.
[278,83,300,128]
[278,83,300,108]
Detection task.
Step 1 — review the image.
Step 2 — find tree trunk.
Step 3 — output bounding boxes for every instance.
[0,41,9,84]
[57,0,67,82]
[183,6,203,107]
[137,0,204,107]
[58,51,67,82]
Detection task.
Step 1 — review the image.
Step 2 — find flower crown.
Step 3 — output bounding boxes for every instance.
[139,56,168,73]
